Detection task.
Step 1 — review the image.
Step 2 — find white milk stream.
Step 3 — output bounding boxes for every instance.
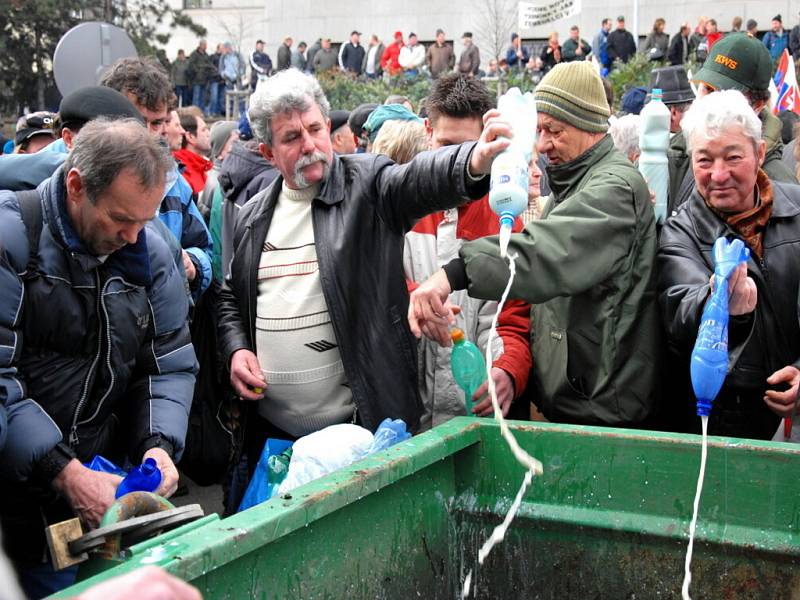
[461,254,544,598]
[681,415,709,600]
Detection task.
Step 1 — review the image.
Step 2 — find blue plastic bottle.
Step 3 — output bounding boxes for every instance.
[638,88,671,224]
[489,87,537,257]
[690,237,750,416]
[450,328,486,415]
[115,457,163,499]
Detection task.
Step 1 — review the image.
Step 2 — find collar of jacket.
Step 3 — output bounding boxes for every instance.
[687,171,800,245]
[760,108,784,159]
[668,130,687,157]
[40,165,153,285]
[248,154,345,229]
[545,134,614,199]
[218,141,273,196]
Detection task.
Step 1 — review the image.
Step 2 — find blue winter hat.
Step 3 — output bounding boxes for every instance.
[363,104,422,142]
[620,86,648,115]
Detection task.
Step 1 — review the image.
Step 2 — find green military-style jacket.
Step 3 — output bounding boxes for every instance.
[461,135,661,426]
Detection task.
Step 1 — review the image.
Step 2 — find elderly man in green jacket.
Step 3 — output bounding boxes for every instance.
[409,61,660,427]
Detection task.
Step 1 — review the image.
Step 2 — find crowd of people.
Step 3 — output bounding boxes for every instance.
[2,16,800,599]
[146,10,800,110]
[168,29,485,96]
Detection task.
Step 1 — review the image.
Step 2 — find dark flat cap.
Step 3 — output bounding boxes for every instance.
[329,109,351,133]
[348,103,379,137]
[59,86,143,129]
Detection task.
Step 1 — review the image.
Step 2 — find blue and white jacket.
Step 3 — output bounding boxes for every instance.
[161,166,213,301]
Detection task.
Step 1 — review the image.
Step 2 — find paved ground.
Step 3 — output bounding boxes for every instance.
[171,474,225,517]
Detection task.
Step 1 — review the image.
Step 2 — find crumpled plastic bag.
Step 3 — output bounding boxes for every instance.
[84,455,126,477]
[238,438,293,512]
[277,424,373,495]
[366,418,411,454]
[277,419,410,495]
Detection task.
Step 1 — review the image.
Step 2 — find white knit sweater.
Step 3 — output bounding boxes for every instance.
[255,182,354,436]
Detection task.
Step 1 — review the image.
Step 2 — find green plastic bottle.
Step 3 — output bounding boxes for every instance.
[450,328,486,415]
[267,447,293,487]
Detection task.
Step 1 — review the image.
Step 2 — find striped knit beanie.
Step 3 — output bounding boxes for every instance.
[534,62,610,133]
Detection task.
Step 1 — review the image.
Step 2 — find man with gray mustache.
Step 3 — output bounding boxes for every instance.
[216,69,510,487]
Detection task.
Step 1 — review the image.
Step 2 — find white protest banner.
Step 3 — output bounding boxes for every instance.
[519,0,581,29]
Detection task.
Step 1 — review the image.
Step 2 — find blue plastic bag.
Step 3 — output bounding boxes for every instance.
[238,438,293,512]
[366,418,411,455]
[84,455,162,498]
[84,455,126,477]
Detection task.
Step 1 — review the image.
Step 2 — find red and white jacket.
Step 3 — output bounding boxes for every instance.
[404,196,532,429]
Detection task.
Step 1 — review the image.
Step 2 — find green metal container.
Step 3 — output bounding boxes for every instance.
[52,418,800,599]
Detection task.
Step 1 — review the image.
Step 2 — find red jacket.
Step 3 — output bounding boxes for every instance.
[173,148,212,195]
[404,197,532,399]
[706,31,723,50]
[381,42,404,76]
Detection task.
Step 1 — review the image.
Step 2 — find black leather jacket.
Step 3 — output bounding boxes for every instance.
[657,179,800,439]
[217,144,488,432]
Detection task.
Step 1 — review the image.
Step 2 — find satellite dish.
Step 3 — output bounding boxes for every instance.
[53,22,137,97]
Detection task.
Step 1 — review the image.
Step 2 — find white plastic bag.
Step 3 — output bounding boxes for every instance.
[277,424,374,495]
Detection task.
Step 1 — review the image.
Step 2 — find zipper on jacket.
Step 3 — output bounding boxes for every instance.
[247,225,257,345]
[310,207,365,422]
[76,277,121,428]
[69,271,103,448]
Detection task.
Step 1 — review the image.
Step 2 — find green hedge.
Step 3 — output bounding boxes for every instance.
[316,58,703,115]
[316,71,432,111]
[315,70,540,111]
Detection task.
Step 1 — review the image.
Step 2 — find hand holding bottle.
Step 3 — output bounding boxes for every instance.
[467,109,513,177]
[709,263,756,315]
[471,368,515,416]
[143,448,179,498]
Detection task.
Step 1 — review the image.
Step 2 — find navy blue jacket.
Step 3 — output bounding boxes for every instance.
[0,149,210,301]
[0,168,197,483]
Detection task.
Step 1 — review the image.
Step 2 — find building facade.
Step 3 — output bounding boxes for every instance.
[164,0,797,65]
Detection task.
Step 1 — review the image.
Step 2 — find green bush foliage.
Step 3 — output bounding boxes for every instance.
[316,55,711,116]
[315,70,540,111]
[316,71,432,111]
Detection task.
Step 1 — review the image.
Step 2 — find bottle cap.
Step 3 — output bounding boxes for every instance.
[652,88,663,100]
[450,328,465,344]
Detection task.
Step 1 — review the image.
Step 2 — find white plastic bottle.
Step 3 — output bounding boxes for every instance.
[489,88,537,257]
[638,88,671,224]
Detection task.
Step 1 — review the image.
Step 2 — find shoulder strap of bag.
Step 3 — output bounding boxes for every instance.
[14,190,43,276]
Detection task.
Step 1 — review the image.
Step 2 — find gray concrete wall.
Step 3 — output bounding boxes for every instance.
[164,0,799,64]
